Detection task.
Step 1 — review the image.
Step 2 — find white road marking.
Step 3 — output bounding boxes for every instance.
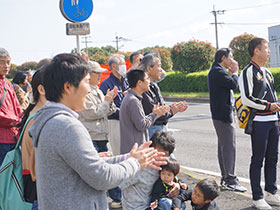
[181,165,280,188]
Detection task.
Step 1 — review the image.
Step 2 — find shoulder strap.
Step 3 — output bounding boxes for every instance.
[0,79,7,106]
[245,70,268,134]
[15,113,36,149]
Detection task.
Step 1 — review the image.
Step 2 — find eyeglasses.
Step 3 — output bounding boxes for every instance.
[0,59,11,66]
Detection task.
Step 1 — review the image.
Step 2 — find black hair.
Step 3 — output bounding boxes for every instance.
[12,71,27,85]
[126,68,146,88]
[150,131,175,155]
[214,48,231,63]
[196,178,219,201]
[248,38,267,57]
[17,69,45,132]
[161,158,180,176]
[129,51,142,64]
[43,53,90,102]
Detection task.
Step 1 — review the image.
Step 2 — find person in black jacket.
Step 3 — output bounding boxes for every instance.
[149,158,187,210]
[239,38,280,210]
[208,48,246,192]
[172,178,220,210]
[140,53,188,139]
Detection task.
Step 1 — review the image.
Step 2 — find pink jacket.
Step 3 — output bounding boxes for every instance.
[0,76,22,144]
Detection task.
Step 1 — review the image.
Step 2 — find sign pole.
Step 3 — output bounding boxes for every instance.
[60,0,93,54]
[76,35,80,54]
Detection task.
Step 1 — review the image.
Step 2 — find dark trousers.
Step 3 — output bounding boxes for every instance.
[250,121,279,200]
[92,140,122,202]
[0,143,15,166]
[92,140,108,153]
[213,120,238,184]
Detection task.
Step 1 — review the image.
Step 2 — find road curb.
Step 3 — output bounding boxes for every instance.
[163,96,209,103]
[178,167,258,209]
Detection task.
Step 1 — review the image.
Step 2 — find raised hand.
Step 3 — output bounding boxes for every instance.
[152,103,170,118]
[150,200,158,210]
[129,141,168,170]
[104,86,118,103]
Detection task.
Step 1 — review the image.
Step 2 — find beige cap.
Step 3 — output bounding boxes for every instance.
[88,61,108,73]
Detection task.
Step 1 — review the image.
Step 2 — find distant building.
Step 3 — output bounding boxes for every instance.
[268,24,280,67]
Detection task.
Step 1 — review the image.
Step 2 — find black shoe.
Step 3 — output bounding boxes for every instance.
[221,182,247,192]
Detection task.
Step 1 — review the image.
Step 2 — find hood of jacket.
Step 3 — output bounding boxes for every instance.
[29,102,77,148]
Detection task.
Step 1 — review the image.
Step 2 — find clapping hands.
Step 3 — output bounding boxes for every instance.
[152,103,170,118]
[170,101,188,115]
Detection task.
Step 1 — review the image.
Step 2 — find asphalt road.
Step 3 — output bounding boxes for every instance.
[167,102,278,182]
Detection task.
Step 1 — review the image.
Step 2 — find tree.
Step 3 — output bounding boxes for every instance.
[171,40,215,73]
[229,33,257,69]
[140,46,173,71]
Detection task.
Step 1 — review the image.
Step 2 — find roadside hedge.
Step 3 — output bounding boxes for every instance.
[158,68,280,93]
[158,70,209,92]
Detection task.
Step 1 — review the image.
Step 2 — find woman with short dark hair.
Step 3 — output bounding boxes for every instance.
[13,71,32,110]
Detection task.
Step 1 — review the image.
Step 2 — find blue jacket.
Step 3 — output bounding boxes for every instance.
[99,73,129,120]
[208,62,238,123]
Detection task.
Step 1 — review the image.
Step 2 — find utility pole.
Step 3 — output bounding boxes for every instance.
[115,34,120,51]
[114,33,131,51]
[81,36,91,55]
[211,5,225,50]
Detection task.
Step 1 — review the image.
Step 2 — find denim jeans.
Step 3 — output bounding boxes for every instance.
[0,143,15,166]
[32,200,38,210]
[158,197,186,210]
[108,186,122,202]
[92,140,108,153]
[148,125,167,139]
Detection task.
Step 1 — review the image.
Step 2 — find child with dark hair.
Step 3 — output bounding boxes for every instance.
[120,131,180,210]
[172,178,220,210]
[150,158,187,210]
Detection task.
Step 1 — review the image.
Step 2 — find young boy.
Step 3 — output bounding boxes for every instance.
[120,131,177,210]
[172,178,220,210]
[150,158,187,210]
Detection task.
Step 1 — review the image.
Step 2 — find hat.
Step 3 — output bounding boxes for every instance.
[88,61,107,73]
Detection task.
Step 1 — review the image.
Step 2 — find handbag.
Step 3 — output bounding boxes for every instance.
[0,113,36,210]
[235,96,251,129]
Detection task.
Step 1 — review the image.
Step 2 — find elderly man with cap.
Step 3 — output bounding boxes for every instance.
[78,61,117,153]
[0,48,22,166]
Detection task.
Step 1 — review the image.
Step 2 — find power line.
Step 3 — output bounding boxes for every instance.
[223,22,280,25]
[225,1,280,11]
[113,33,132,51]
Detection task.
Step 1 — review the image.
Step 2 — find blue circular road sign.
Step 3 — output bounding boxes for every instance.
[60,0,93,23]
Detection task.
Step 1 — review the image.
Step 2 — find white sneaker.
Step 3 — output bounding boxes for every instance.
[265,192,280,206]
[253,199,271,210]
[111,201,122,209]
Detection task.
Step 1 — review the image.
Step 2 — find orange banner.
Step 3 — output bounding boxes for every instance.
[98,60,131,86]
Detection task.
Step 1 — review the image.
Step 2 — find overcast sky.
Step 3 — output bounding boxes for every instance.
[1,0,280,65]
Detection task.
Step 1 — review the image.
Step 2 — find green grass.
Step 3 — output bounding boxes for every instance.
[161,92,209,98]
[162,91,280,99]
